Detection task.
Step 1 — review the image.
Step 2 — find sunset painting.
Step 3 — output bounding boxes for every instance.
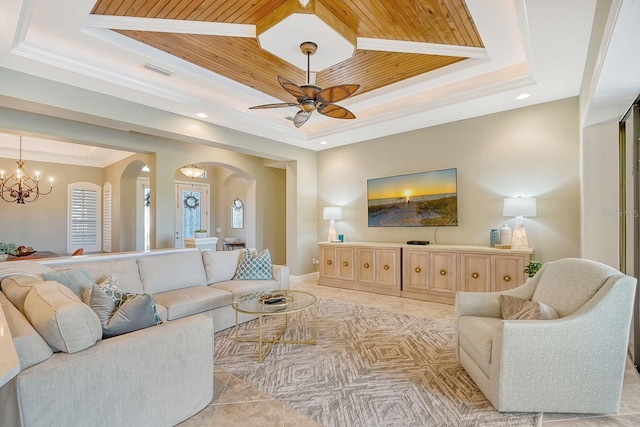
[367,168,458,227]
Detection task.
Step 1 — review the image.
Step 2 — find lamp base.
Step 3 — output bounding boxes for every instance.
[327,219,337,242]
[511,223,529,249]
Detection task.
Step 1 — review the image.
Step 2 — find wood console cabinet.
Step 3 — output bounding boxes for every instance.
[318,242,402,296]
[318,242,533,305]
[404,245,532,303]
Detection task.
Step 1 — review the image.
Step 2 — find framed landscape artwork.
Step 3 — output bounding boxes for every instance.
[367,168,458,227]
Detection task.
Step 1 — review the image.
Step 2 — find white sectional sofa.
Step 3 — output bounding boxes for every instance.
[0,248,289,427]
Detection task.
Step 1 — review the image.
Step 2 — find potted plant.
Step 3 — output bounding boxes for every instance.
[524,260,542,278]
[0,242,17,261]
[194,230,208,238]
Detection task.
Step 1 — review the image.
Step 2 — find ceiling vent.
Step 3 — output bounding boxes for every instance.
[143,63,173,76]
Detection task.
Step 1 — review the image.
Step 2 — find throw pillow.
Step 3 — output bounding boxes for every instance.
[86,283,162,338]
[499,295,560,320]
[233,249,274,280]
[41,269,95,299]
[24,281,102,353]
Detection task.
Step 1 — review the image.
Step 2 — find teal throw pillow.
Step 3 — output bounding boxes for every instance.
[41,269,95,298]
[87,283,162,338]
[233,249,274,280]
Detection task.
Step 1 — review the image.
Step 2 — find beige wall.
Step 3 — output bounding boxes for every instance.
[0,159,103,254]
[317,98,581,263]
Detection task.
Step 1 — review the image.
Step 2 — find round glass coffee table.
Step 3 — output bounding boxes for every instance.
[232,289,317,362]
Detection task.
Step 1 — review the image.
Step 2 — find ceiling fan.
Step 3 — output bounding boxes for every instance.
[249,41,360,128]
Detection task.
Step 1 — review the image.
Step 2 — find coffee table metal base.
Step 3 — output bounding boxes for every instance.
[234,306,317,363]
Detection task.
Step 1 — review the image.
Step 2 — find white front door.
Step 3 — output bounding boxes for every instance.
[175,182,210,248]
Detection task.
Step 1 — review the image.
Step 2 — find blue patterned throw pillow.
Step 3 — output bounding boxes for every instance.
[233,249,273,280]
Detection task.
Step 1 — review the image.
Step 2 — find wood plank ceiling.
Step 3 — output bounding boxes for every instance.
[91,0,483,103]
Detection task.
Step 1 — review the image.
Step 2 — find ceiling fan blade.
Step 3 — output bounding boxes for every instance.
[249,102,298,109]
[293,110,312,128]
[317,104,356,120]
[317,85,360,104]
[277,76,307,101]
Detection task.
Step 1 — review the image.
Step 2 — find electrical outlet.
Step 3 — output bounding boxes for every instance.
[216,228,221,233]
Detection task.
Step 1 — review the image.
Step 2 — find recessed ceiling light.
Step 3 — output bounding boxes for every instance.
[196,113,208,118]
[516,93,531,100]
[320,141,328,145]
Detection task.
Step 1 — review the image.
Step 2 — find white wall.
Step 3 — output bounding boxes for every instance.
[581,119,621,267]
[318,98,582,263]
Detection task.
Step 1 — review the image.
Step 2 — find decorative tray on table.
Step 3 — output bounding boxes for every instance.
[258,292,292,307]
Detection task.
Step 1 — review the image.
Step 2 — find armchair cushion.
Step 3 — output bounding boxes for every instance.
[499,295,559,320]
[531,258,619,317]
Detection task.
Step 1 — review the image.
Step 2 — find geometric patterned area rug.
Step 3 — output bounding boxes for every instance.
[214,298,542,427]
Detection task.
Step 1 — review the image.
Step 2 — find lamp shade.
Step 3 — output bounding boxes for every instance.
[323,206,343,221]
[503,197,537,217]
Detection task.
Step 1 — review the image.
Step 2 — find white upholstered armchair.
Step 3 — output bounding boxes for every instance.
[455,258,636,413]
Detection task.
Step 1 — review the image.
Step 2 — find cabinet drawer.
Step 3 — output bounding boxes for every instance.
[320,247,337,278]
[404,250,430,291]
[375,249,399,287]
[430,252,457,295]
[493,255,526,291]
[460,253,491,292]
[337,248,355,280]
[356,248,375,284]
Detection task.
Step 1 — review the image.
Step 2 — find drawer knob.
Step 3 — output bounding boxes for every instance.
[327,260,332,265]
[343,261,349,267]
[415,267,421,273]
[364,263,370,269]
[383,265,389,270]
[471,272,479,279]
[440,269,447,276]
[503,275,511,282]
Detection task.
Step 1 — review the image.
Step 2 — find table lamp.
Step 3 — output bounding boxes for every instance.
[503,197,537,249]
[323,207,342,242]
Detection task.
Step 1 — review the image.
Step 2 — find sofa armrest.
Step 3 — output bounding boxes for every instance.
[0,302,19,388]
[2,315,214,427]
[272,264,290,289]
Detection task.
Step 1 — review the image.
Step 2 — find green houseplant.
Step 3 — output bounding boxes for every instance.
[524,260,542,278]
[0,242,17,261]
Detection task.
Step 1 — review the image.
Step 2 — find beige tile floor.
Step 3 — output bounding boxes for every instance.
[178,280,640,427]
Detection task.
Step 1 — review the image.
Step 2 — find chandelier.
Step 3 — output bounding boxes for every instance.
[180,164,206,178]
[0,136,54,204]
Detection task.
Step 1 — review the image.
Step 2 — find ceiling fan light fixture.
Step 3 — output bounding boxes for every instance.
[301,99,316,112]
[249,41,359,127]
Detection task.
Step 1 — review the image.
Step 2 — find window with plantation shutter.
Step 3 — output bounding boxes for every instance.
[67,182,101,253]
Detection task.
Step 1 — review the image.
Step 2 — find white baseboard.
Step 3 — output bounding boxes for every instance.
[290,272,319,285]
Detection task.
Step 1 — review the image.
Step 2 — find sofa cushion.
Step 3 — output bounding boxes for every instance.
[153,286,232,320]
[202,249,245,283]
[49,258,144,294]
[457,316,501,377]
[210,279,280,300]
[138,250,208,294]
[532,258,619,317]
[1,275,42,314]
[233,249,274,280]
[41,269,95,298]
[0,292,53,369]
[24,281,102,353]
[499,295,559,320]
[86,285,162,338]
